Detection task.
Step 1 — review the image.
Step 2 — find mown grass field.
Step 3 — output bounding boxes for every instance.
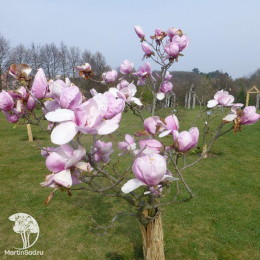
[0,107,260,260]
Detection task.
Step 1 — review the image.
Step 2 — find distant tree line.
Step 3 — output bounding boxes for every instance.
[1,32,260,106]
[0,32,110,95]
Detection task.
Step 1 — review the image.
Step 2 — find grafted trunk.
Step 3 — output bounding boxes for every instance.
[140,211,165,260]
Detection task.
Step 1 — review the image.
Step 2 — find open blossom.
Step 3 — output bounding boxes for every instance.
[102,70,118,83]
[224,105,260,126]
[207,90,235,108]
[76,63,91,72]
[118,134,136,156]
[93,140,113,163]
[8,63,32,81]
[132,62,155,85]
[121,154,177,194]
[31,68,48,99]
[173,127,199,152]
[45,93,122,145]
[144,116,166,135]
[134,25,145,40]
[41,145,91,188]
[0,91,14,111]
[109,83,142,106]
[159,115,179,137]
[76,63,93,79]
[150,28,167,43]
[120,60,134,74]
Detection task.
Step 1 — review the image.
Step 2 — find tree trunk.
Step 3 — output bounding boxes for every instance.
[140,211,165,260]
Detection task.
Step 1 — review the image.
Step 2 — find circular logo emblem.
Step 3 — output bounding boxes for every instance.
[8,213,40,250]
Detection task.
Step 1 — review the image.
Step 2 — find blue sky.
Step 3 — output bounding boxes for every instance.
[1,0,260,78]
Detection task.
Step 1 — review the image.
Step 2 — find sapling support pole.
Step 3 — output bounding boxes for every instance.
[27,124,33,142]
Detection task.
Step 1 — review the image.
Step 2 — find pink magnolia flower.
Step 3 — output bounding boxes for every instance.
[139,139,163,155]
[2,111,19,123]
[41,147,55,158]
[27,95,36,111]
[0,91,14,111]
[93,140,113,163]
[156,71,172,82]
[222,103,244,122]
[8,63,32,80]
[60,86,82,110]
[207,90,235,108]
[241,106,260,125]
[172,35,189,52]
[117,80,129,90]
[156,81,173,100]
[141,43,154,60]
[45,93,122,145]
[31,68,48,99]
[134,25,145,40]
[121,154,177,194]
[102,70,118,83]
[109,83,142,106]
[76,63,91,72]
[120,60,134,74]
[46,78,71,100]
[144,116,166,135]
[76,63,93,79]
[103,92,125,119]
[8,87,28,100]
[159,115,179,137]
[150,28,166,44]
[173,127,199,152]
[132,62,155,85]
[118,134,136,156]
[167,27,183,39]
[41,145,90,188]
[164,42,179,58]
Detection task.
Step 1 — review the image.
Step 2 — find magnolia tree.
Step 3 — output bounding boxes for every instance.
[0,26,260,260]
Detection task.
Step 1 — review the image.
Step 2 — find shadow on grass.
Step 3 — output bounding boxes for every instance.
[71,193,144,260]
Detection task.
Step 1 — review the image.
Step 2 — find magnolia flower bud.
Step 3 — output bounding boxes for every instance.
[134,25,145,39]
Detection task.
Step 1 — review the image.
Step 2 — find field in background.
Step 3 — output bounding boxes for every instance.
[0,107,260,260]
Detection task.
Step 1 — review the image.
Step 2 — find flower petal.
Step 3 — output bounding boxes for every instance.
[156,92,165,100]
[121,178,146,194]
[223,114,237,122]
[159,130,172,138]
[53,169,72,187]
[45,109,75,122]
[207,99,218,108]
[51,121,78,145]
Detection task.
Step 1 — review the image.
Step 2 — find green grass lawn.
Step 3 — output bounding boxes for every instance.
[0,107,260,260]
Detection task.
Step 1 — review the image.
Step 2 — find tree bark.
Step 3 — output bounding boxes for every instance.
[140,211,165,260]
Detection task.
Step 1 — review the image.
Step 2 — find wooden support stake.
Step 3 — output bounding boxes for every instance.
[27,124,33,142]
